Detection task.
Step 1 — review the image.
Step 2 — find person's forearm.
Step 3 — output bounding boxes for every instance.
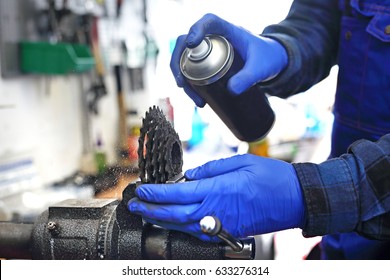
[294,134,390,240]
[260,0,341,98]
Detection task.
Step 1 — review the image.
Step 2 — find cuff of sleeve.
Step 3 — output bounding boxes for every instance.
[258,32,303,98]
[293,158,360,238]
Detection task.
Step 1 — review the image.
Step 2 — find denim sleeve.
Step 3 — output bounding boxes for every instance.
[293,134,390,240]
[259,0,341,98]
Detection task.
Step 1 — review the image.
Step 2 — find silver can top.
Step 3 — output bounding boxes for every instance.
[180,35,233,86]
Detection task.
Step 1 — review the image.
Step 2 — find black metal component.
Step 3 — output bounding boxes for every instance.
[113,182,224,260]
[0,222,33,259]
[138,106,183,184]
[0,182,226,260]
[114,182,143,260]
[31,198,119,260]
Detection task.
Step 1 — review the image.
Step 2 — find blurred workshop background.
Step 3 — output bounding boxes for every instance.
[0,0,337,259]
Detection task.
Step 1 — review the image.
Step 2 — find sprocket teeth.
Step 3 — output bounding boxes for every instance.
[137,105,183,184]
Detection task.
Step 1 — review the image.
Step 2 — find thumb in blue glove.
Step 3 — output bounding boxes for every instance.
[170,13,288,107]
[128,154,305,242]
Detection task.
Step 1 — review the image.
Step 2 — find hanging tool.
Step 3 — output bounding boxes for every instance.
[116,0,123,18]
[87,16,107,115]
[47,0,62,42]
[114,64,130,166]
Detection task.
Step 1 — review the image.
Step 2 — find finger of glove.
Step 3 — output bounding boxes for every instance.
[135,180,210,204]
[185,154,248,180]
[183,84,206,107]
[228,41,273,94]
[170,35,206,107]
[128,197,202,224]
[170,35,189,87]
[229,37,288,94]
[186,13,235,47]
[143,217,220,242]
[228,65,263,95]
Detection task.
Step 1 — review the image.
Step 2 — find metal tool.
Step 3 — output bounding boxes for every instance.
[200,215,255,259]
[200,215,243,252]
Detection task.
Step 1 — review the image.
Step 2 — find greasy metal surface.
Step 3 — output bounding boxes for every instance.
[51,198,117,208]
[143,224,170,259]
[27,182,226,260]
[224,238,256,260]
[0,222,33,259]
[170,231,224,260]
[138,106,183,183]
[32,199,119,260]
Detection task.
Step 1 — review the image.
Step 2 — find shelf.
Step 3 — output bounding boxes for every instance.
[20,41,95,75]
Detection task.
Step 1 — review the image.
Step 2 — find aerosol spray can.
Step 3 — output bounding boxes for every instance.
[180,35,275,142]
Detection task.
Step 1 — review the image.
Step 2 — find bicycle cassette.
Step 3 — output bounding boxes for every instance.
[137,106,183,183]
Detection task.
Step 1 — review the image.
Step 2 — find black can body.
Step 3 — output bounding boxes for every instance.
[180,35,275,142]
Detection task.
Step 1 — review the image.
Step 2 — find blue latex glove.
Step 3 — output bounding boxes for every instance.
[128,154,305,242]
[170,13,288,107]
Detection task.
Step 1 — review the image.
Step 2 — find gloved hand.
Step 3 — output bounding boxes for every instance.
[128,154,305,242]
[170,13,288,107]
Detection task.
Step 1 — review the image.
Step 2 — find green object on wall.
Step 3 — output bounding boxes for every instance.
[20,41,95,75]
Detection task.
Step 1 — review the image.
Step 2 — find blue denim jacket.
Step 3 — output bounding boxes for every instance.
[261,0,390,259]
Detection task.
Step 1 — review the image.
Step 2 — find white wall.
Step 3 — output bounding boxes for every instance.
[0,72,120,185]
